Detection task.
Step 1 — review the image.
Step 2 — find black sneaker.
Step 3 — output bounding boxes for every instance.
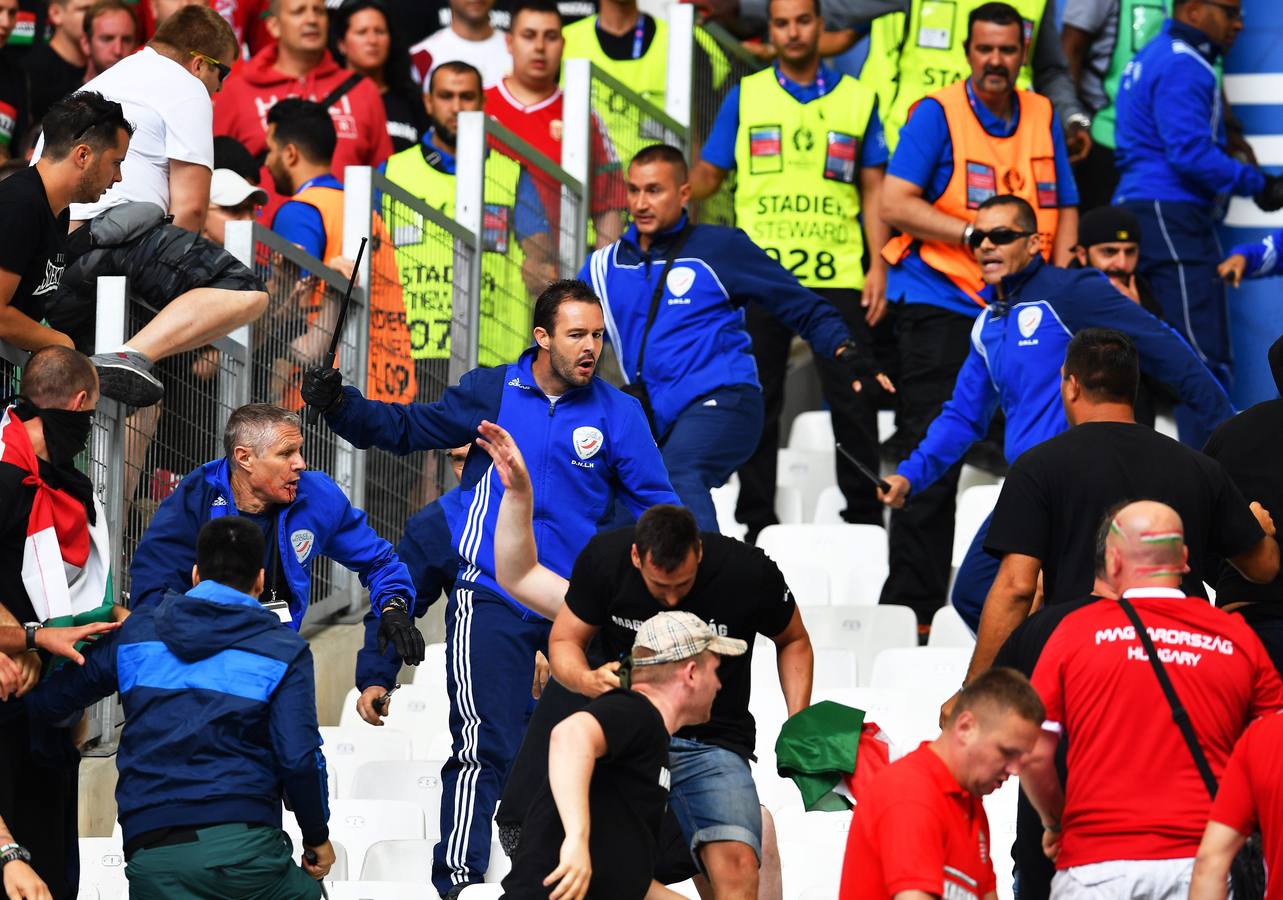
[91,351,164,408]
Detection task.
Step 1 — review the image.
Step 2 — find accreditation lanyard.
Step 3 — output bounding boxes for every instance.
[777,65,828,100]
[597,14,647,59]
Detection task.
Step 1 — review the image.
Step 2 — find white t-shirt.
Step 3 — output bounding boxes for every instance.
[46,48,215,220]
[409,28,512,90]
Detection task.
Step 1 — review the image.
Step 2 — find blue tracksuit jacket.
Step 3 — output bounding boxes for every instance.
[356,491,461,690]
[899,256,1235,491]
[324,346,679,616]
[1114,19,1265,208]
[24,580,329,845]
[129,459,414,630]
[1230,229,1283,279]
[581,215,852,437]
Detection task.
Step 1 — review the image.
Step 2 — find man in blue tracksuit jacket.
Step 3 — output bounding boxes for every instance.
[129,404,417,642]
[878,196,1233,630]
[1113,1,1283,441]
[25,517,334,898]
[581,144,883,532]
[301,279,679,897]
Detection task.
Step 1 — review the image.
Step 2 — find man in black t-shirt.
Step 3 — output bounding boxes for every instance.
[0,91,128,350]
[21,0,90,128]
[955,328,1277,708]
[502,610,746,900]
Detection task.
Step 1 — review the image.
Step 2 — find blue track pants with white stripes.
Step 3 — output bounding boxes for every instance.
[431,583,550,895]
[1123,199,1231,443]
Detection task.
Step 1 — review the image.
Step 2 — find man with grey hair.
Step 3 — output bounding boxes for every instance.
[128,403,423,663]
[502,610,746,899]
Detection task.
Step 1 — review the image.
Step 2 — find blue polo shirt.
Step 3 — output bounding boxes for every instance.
[700,64,889,171]
[272,173,343,261]
[886,80,1079,317]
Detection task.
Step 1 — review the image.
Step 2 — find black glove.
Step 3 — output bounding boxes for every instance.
[1254,174,1283,213]
[834,339,879,383]
[301,366,344,414]
[377,597,424,666]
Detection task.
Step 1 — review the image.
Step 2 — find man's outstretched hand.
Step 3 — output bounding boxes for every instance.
[377,597,425,666]
[301,367,344,415]
[835,340,895,395]
[476,420,533,497]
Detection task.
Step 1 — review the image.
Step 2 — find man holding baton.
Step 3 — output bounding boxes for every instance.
[876,195,1232,630]
[300,279,678,897]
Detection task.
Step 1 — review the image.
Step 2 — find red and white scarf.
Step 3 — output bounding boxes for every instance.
[0,404,109,623]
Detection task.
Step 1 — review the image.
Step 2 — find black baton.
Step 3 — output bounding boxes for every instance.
[836,442,891,493]
[305,236,368,426]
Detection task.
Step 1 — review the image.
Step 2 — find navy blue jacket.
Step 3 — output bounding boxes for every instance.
[356,492,460,690]
[581,215,852,436]
[325,346,679,616]
[1114,19,1265,207]
[899,257,1234,491]
[24,580,330,845]
[129,459,414,630]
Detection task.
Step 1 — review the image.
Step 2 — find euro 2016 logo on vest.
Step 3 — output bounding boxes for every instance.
[1003,168,1026,193]
[792,126,815,153]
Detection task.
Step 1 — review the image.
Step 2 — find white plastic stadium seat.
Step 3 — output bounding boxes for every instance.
[756,524,888,608]
[812,484,845,524]
[710,479,747,540]
[985,778,1020,900]
[79,837,128,900]
[928,604,976,648]
[774,808,851,898]
[322,882,432,899]
[338,681,451,759]
[319,726,413,797]
[812,687,940,757]
[952,484,1003,567]
[800,605,918,686]
[877,409,896,444]
[787,410,834,451]
[284,799,424,877]
[457,886,504,899]
[869,647,971,709]
[774,484,805,524]
[776,448,837,521]
[359,839,432,882]
[348,760,446,837]
[774,560,830,607]
[484,837,511,882]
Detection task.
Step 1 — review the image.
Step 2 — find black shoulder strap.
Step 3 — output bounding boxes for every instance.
[318,73,365,110]
[1117,598,1219,798]
[632,223,694,381]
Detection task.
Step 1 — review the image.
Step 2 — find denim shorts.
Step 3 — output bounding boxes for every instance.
[667,736,763,873]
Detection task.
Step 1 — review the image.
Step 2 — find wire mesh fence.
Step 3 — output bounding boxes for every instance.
[589,64,689,193]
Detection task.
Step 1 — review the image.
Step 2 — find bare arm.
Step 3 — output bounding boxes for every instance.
[1189,821,1247,900]
[645,881,689,899]
[549,604,619,699]
[892,892,940,900]
[168,160,213,233]
[1230,501,1280,584]
[590,210,623,248]
[544,712,608,900]
[880,174,969,245]
[859,165,890,326]
[0,269,75,350]
[1051,206,1079,267]
[0,622,121,663]
[1060,23,1093,89]
[477,420,569,619]
[1019,729,1064,828]
[966,553,1040,683]
[689,160,728,202]
[771,607,813,717]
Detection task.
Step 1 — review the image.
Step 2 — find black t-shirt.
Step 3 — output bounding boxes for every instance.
[0,166,67,321]
[566,528,796,759]
[501,689,669,900]
[21,43,83,129]
[984,421,1263,604]
[382,89,425,154]
[0,51,30,154]
[1202,399,1283,607]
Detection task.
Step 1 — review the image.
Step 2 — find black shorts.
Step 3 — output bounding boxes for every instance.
[47,222,264,353]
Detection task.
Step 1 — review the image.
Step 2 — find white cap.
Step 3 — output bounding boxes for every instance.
[210,168,268,208]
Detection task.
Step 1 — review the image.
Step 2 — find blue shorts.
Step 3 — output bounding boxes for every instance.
[667,737,763,873]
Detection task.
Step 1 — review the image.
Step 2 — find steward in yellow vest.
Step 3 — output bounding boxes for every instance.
[380,63,555,367]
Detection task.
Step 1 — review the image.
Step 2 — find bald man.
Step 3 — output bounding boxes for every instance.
[1020,501,1283,899]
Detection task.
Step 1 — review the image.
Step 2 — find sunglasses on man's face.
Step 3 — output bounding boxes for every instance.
[968,227,1034,249]
[190,50,231,84]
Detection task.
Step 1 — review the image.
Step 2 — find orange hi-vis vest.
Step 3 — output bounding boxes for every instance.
[882,80,1061,307]
[289,183,417,404]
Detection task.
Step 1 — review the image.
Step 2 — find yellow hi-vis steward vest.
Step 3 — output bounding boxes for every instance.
[733,67,875,290]
[382,145,531,366]
[885,0,1046,149]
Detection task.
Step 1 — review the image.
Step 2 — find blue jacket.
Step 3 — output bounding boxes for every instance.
[129,459,414,630]
[24,580,329,846]
[356,492,461,690]
[898,256,1235,491]
[1114,19,1265,208]
[581,215,852,436]
[325,346,679,616]
[1230,229,1282,279]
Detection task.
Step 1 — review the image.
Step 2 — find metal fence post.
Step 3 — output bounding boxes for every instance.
[455,110,486,373]
[223,220,255,416]
[562,58,593,273]
[666,2,694,131]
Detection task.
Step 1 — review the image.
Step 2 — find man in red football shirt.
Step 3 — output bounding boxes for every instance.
[840,667,1044,900]
[484,0,624,247]
[1023,499,1283,898]
[1189,710,1283,899]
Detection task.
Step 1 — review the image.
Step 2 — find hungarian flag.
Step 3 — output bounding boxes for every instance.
[0,404,110,625]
